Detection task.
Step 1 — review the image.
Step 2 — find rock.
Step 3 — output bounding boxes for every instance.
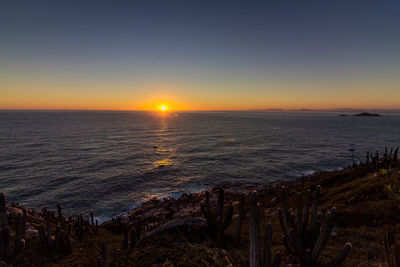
[8,207,23,216]
[331,226,338,237]
[271,196,280,205]
[120,215,130,223]
[25,229,39,238]
[137,217,207,246]
[174,206,199,218]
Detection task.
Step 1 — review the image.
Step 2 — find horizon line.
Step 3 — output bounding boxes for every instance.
[1,108,400,112]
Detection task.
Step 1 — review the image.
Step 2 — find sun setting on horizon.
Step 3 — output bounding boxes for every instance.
[136,98,188,111]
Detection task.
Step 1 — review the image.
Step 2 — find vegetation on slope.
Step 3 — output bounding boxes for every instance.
[1,148,400,266]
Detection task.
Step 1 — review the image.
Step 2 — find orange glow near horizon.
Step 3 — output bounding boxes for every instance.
[2,77,400,111]
[137,98,189,111]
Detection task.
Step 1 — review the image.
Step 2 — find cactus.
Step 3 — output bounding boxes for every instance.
[278,185,352,267]
[100,240,109,267]
[373,151,379,169]
[385,231,395,267]
[236,193,245,246]
[55,229,71,254]
[364,147,400,169]
[385,231,400,267]
[249,192,281,267]
[57,203,62,219]
[263,223,282,267]
[91,211,95,233]
[130,228,137,248]
[0,193,8,228]
[249,193,261,267]
[1,226,11,257]
[394,148,399,162]
[392,148,399,168]
[73,213,94,240]
[39,224,52,251]
[122,224,128,250]
[46,217,52,241]
[36,203,75,254]
[200,189,233,242]
[107,216,125,234]
[15,213,25,252]
[22,209,26,237]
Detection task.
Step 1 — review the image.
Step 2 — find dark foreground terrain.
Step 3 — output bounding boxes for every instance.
[1,148,400,266]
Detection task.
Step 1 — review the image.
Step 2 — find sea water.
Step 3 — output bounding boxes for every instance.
[0,111,399,222]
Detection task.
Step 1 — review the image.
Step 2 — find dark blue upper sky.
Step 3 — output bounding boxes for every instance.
[1,0,400,110]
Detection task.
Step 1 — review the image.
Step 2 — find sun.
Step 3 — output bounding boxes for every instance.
[159,105,167,112]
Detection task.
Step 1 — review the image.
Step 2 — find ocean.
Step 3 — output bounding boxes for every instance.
[0,110,399,222]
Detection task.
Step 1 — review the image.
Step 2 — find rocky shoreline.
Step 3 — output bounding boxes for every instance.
[1,147,400,266]
[114,178,307,228]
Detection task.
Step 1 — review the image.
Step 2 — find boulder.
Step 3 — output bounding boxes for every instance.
[25,229,39,238]
[137,217,207,246]
[8,207,23,216]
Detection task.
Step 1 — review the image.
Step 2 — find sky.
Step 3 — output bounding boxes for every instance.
[1,0,400,111]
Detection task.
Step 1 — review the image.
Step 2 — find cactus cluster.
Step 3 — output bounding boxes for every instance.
[365,147,399,170]
[249,192,282,267]
[39,205,73,254]
[278,185,352,267]
[201,189,234,243]
[119,223,140,250]
[72,212,97,241]
[108,216,125,234]
[1,194,23,259]
[104,215,142,250]
[0,193,27,260]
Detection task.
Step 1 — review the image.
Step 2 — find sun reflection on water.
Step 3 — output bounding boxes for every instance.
[154,158,173,168]
[152,114,175,169]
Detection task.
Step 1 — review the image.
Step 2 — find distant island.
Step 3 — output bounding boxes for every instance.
[354,112,382,116]
[340,112,382,117]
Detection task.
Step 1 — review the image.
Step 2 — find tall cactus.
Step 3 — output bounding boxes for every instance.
[249,193,261,267]
[263,224,282,267]
[249,192,281,267]
[22,209,26,237]
[0,193,8,227]
[100,240,109,267]
[385,231,400,267]
[122,224,129,250]
[91,211,95,233]
[57,203,62,219]
[2,226,11,256]
[278,185,352,267]
[15,213,25,252]
[39,224,52,251]
[236,194,246,246]
[392,148,399,168]
[200,189,233,242]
